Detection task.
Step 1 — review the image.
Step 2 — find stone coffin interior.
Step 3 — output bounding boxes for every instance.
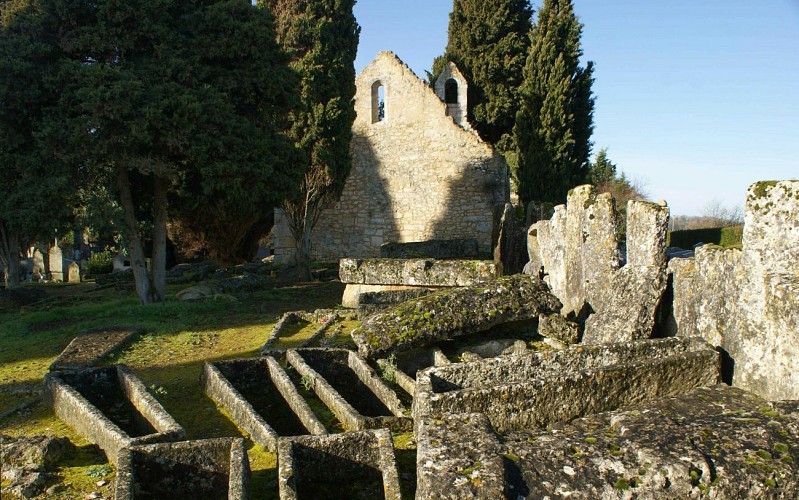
[427,336,713,393]
[279,430,399,500]
[55,366,157,437]
[214,358,310,436]
[296,349,394,418]
[116,438,248,500]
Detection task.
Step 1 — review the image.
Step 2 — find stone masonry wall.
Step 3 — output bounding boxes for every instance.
[669,180,799,400]
[274,51,508,262]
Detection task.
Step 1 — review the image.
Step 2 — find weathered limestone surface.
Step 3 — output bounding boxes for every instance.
[341,284,432,310]
[1,435,74,499]
[66,261,80,283]
[274,51,508,262]
[43,365,184,463]
[353,287,436,317]
[527,185,670,343]
[416,413,505,499]
[115,438,250,500]
[351,275,562,359]
[418,385,799,499]
[339,258,500,287]
[413,337,719,433]
[670,180,799,400]
[505,385,799,499]
[277,429,401,500]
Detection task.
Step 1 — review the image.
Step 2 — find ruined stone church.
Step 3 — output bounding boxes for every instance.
[273,51,509,262]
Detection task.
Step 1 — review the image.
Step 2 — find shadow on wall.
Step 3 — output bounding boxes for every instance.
[428,154,509,259]
[309,137,400,261]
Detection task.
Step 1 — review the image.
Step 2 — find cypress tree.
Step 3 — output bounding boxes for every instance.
[513,0,594,207]
[266,0,360,280]
[433,0,533,149]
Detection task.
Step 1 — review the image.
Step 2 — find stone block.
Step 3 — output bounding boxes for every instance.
[201,357,327,452]
[43,365,184,464]
[413,337,719,433]
[416,413,505,499]
[351,275,562,359]
[418,385,799,499]
[285,348,409,432]
[115,438,249,500]
[341,284,430,309]
[379,239,480,259]
[338,258,500,287]
[503,385,799,498]
[49,328,139,372]
[277,429,401,500]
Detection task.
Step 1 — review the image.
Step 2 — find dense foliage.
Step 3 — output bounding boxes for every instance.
[0,0,302,302]
[266,0,360,279]
[433,0,533,149]
[513,0,594,207]
[0,0,71,288]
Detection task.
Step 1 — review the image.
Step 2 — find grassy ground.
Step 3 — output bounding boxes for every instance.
[0,278,397,499]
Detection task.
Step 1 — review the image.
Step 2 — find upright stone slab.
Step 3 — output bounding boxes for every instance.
[32,249,45,278]
[48,244,63,281]
[66,261,80,283]
[670,180,799,400]
[528,186,670,344]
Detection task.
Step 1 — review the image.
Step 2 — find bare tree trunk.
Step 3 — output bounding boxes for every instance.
[0,222,20,289]
[117,165,152,304]
[285,169,331,282]
[151,175,168,302]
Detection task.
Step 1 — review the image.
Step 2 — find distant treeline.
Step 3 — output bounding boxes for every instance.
[667,226,743,250]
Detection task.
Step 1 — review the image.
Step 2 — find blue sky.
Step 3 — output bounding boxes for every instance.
[353,1,799,216]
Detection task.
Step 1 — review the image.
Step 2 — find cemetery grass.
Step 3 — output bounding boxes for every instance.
[0,279,352,499]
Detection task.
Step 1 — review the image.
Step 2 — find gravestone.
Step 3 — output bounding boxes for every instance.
[48,245,63,281]
[67,261,80,283]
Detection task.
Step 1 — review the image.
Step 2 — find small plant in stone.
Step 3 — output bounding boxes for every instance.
[301,374,314,391]
[381,354,398,383]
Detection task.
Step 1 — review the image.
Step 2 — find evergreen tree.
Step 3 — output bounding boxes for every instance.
[0,0,71,288]
[513,0,594,207]
[44,0,299,302]
[433,0,533,149]
[266,0,360,280]
[588,147,616,185]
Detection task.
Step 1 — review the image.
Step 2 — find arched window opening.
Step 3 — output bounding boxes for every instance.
[444,78,458,104]
[371,81,385,123]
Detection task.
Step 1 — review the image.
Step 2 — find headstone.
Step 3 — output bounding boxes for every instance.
[66,261,80,283]
[48,245,63,281]
[32,249,45,278]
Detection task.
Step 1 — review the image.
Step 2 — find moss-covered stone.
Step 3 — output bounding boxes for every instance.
[351,275,562,358]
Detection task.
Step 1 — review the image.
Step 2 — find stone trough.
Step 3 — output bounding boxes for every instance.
[413,337,720,433]
[277,429,401,500]
[44,365,184,464]
[376,347,450,397]
[286,348,410,432]
[201,356,326,452]
[115,438,249,500]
